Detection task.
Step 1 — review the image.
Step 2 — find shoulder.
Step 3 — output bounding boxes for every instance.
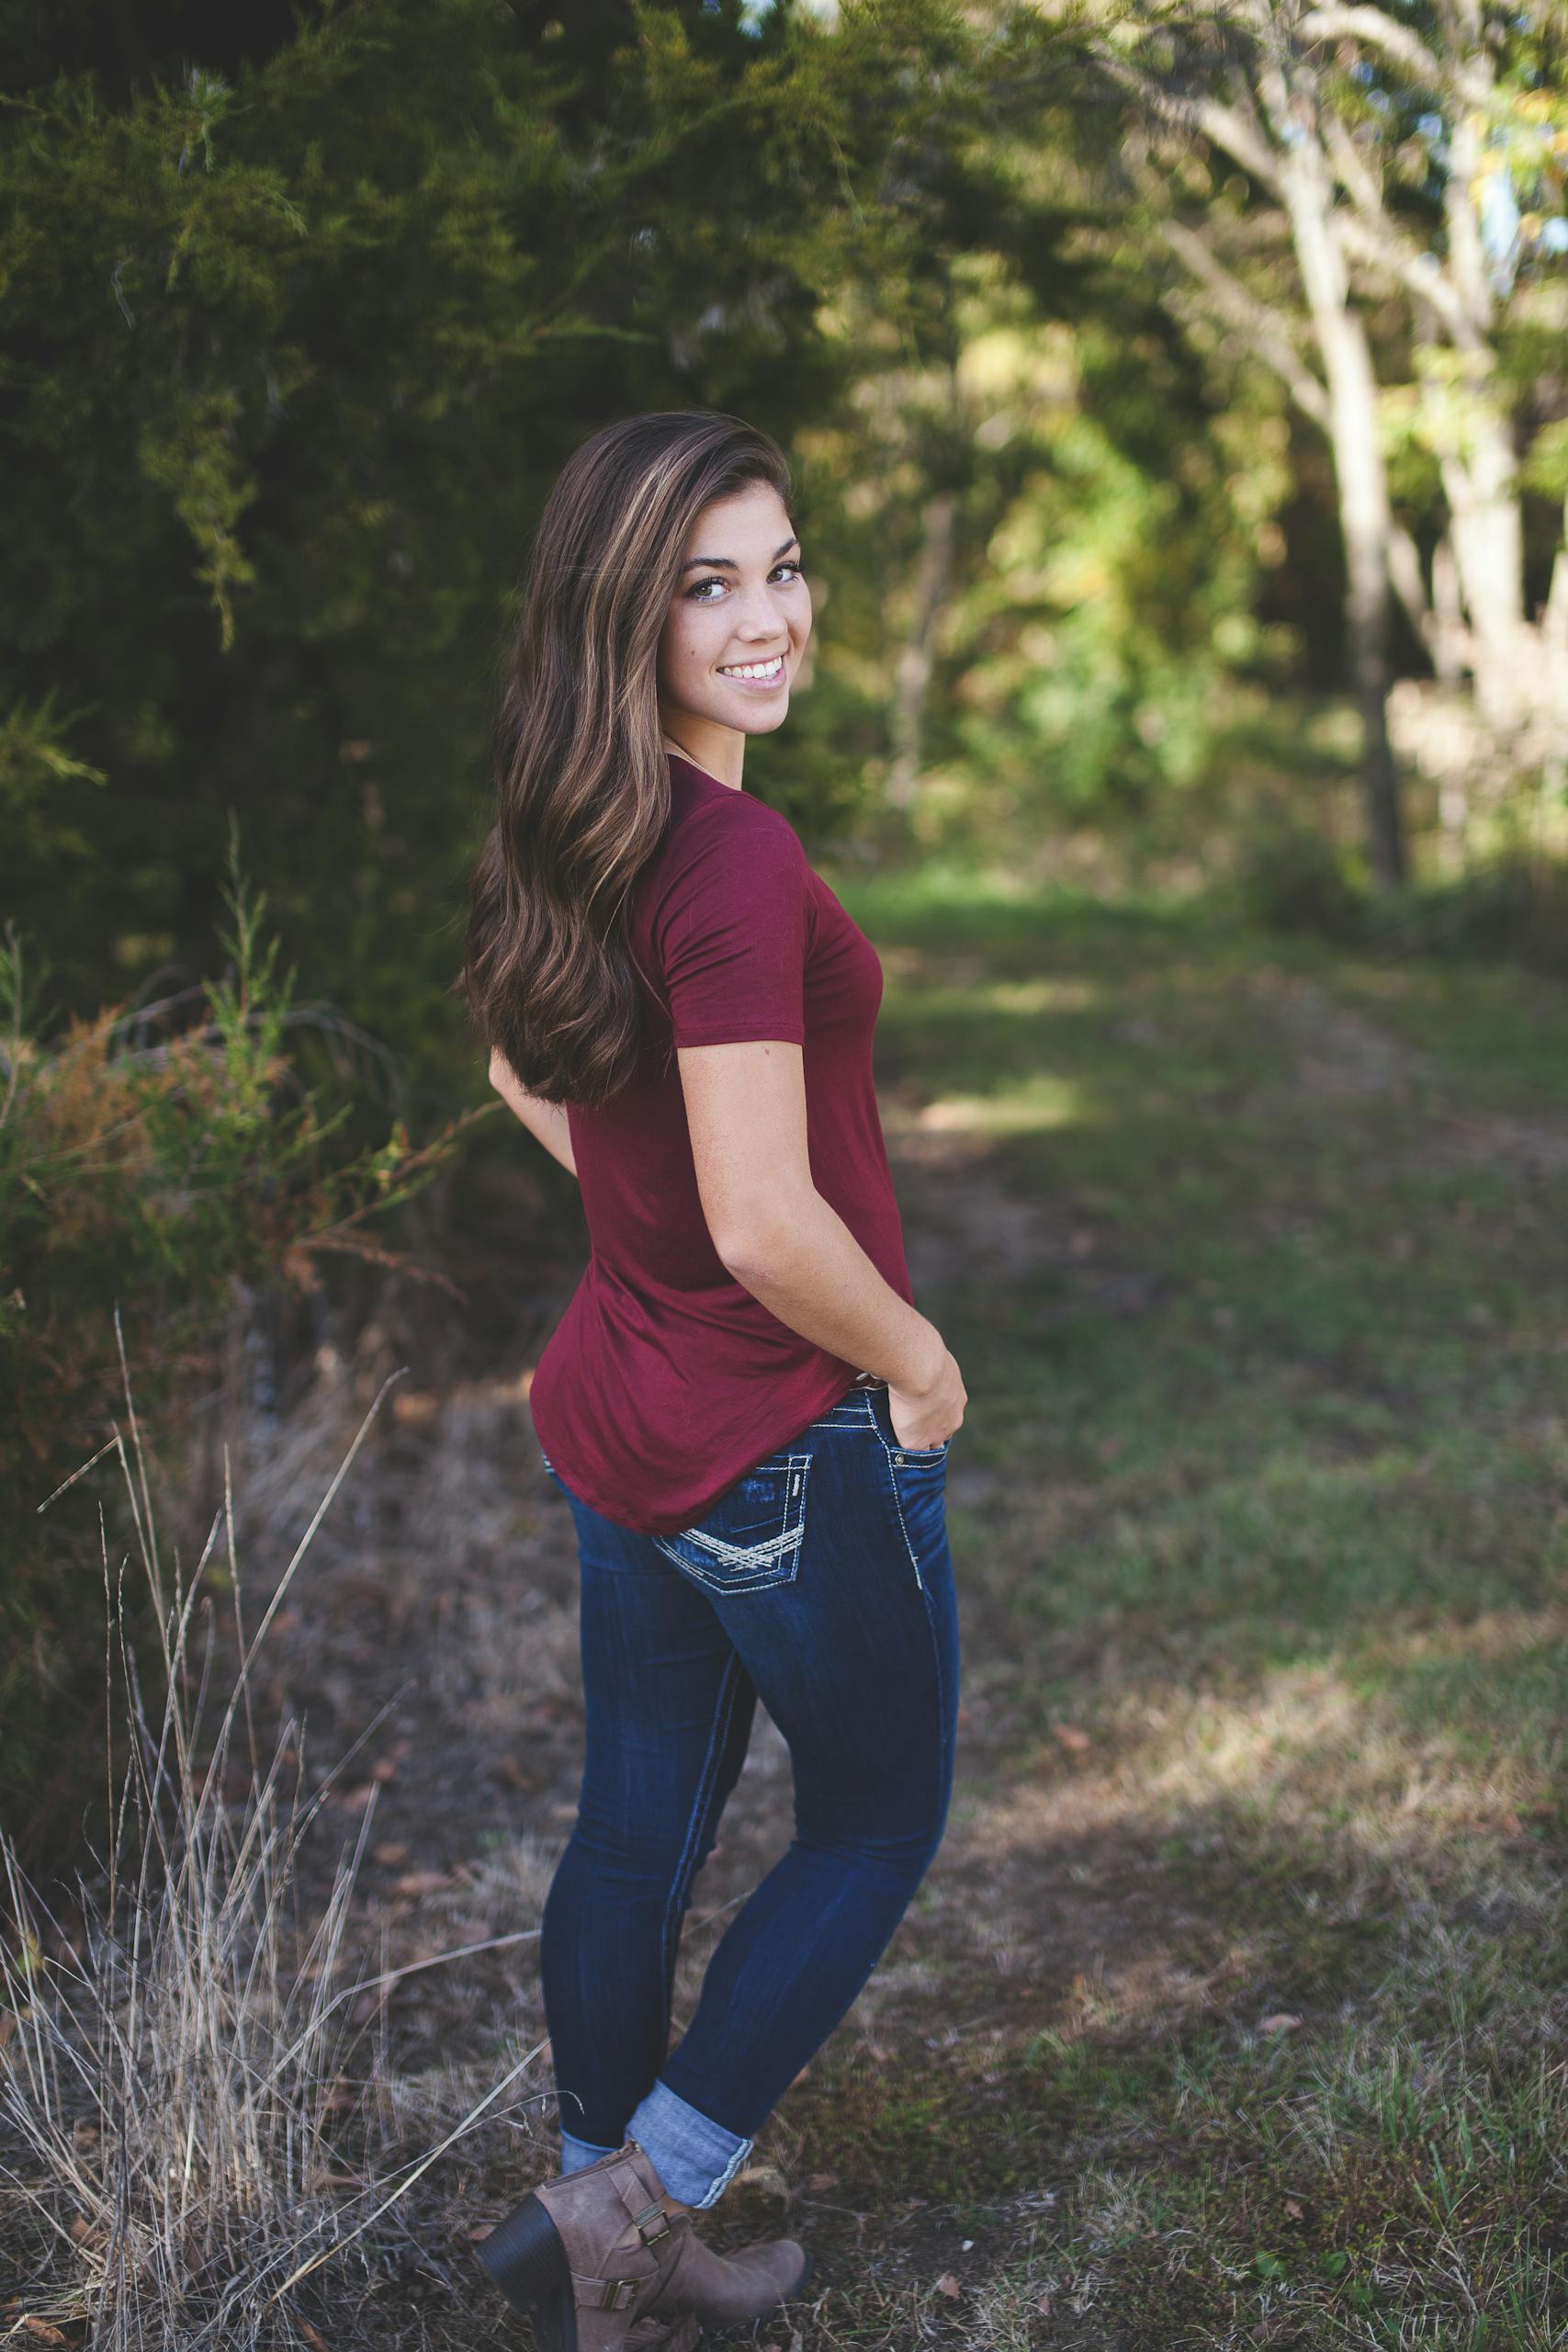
[654,768,808,899]
[671,760,802,842]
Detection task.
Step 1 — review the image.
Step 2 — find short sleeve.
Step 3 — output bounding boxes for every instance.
[652,799,810,1048]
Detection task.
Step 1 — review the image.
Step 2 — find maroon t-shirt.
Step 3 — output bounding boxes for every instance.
[526,752,914,1535]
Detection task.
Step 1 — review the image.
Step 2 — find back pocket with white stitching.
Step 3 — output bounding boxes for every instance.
[651,1454,812,1594]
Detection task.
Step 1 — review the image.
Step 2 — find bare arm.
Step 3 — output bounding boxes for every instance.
[489,1046,579,1179]
[678,1037,965,1451]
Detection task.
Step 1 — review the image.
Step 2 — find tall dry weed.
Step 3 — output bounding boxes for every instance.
[0,1342,543,2350]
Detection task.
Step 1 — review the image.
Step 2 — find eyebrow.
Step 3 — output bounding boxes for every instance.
[681,535,800,573]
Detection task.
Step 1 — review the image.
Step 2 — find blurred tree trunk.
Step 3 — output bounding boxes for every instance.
[1271,121,1405,887]
[1107,0,1568,874]
[1422,66,1529,743]
[1110,4,1409,887]
[1431,534,1467,687]
[1543,502,1568,796]
[886,489,957,812]
[1296,0,1565,772]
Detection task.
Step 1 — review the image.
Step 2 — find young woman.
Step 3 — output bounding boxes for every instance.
[458,410,966,2352]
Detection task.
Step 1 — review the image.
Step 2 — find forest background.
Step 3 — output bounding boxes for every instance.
[3,1,1567,2345]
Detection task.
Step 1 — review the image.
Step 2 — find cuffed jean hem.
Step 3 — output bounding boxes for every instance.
[559,2124,619,2175]
[626,2076,753,2210]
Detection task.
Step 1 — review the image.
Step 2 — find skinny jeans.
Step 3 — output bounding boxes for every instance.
[535,1374,961,2207]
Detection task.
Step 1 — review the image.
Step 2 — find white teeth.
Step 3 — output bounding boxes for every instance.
[719,657,784,681]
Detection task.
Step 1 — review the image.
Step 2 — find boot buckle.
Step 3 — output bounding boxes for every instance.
[600,2278,640,2311]
[633,2199,671,2246]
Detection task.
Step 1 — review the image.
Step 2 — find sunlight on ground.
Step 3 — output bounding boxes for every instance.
[882,1072,1090,1136]
[987,1618,1560,1877]
[975,977,1106,1015]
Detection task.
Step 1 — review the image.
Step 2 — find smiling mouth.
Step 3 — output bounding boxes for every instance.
[717,654,786,684]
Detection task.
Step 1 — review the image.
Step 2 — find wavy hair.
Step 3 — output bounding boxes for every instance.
[456,410,796,1109]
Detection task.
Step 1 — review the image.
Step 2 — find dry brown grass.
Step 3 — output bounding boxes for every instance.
[0,1350,547,2350]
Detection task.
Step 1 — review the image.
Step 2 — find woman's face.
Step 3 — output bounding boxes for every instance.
[657,481,812,749]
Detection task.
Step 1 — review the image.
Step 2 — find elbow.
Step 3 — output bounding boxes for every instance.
[716,1235,785,1285]
[712,1197,815,1282]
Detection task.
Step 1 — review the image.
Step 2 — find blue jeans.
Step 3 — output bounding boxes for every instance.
[535,1374,960,2207]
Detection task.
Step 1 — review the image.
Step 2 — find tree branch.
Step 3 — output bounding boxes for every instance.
[1191,90,1283,198]
[1297,6,1447,92]
[1387,518,1434,645]
[1093,42,1285,198]
[1156,216,1329,427]
[1331,203,1473,344]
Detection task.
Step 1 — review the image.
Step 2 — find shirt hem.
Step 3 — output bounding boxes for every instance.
[530,1354,868,1537]
[669,1023,808,1048]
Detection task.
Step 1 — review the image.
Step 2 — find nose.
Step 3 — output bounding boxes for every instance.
[730,580,786,640]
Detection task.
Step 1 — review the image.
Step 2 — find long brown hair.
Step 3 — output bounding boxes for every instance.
[456,410,796,1110]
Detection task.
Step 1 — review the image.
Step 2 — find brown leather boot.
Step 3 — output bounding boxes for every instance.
[626,2318,700,2351]
[476,2139,810,2352]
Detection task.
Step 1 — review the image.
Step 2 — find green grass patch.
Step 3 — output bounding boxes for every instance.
[800,868,1568,2346]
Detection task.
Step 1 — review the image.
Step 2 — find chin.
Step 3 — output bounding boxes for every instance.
[694,690,792,736]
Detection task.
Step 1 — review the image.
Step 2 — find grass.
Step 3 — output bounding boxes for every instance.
[796,856,1568,2346]
[5,860,1566,2347]
[0,1350,548,2348]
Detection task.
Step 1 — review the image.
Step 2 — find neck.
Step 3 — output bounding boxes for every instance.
[659,706,745,790]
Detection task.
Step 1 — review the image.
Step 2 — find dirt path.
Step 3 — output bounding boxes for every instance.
[214,945,1568,2349]
[211,1105,1262,2349]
